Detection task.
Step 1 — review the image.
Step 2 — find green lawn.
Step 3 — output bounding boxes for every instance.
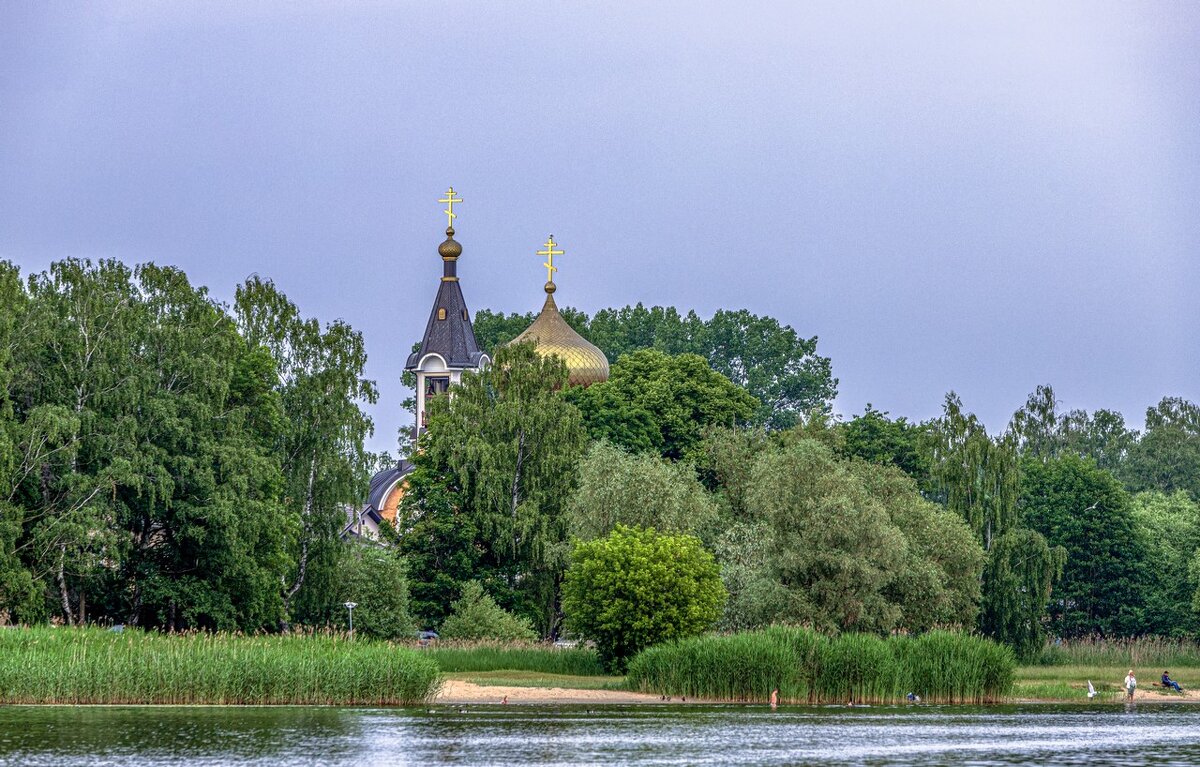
[1014,665,1197,701]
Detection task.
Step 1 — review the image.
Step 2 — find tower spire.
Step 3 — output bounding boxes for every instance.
[437,187,463,281]
[536,235,564,294]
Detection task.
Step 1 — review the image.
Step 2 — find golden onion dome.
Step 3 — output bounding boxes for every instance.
[511,283,609,387]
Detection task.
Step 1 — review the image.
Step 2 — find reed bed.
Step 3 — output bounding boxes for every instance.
[1034,637,1200,668]
[625,627,1015,705]
[0,627,440,705]
[425,641,605,676]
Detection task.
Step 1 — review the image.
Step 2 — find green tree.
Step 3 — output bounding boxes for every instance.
[746,439,982,633]
[439,581,538,641]
[1131,491,1200,637]
[850,460,984,631]
[421,342,587,636]
[336,543,414,639]
[839,405,931,483]
[396,462,480,629]
[566,441,720,544]
[562,525,725,670]
[5,260,290,629]
[928,392,1063,654]
[979,529,1064,659]
[1122,397,1200,501]
[234,276,378,629]
[569,349,758,461]
[697,426,772,519]
[698,309,837,429]
[1020,455,1147,637]
[1008,384,1137,473]
[0,262,37,620]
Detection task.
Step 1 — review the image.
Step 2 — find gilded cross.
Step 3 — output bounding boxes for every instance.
[438,187,462,229]
[537,235,564,283]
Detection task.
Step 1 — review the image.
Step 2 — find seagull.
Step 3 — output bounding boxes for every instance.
[1087,680,1097,699]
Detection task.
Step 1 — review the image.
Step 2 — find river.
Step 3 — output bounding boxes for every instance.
[0,703,1197,766]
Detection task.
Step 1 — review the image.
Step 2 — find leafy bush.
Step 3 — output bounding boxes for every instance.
[562,525,726,671]
[336,544,414,640]
[439,582,538,641]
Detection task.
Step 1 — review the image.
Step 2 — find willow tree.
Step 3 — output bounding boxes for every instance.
[929,393,1063,656]
[417,342,586,636]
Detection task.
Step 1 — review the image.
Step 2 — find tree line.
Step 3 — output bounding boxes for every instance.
[3,258,1197,661]
[0,259,399,631]
[404,309,1200,660]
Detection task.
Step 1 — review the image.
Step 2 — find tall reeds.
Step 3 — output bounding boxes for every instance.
[625,627,1015,704]
[1035,637,1200,667]
[426,641,605,676]
[0,627,440,705]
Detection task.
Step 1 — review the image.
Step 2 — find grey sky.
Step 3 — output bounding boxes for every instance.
[2,1,1197,453]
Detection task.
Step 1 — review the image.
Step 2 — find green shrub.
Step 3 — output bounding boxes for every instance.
[439,582,538,641]
[337,544,414,640]
[562,525,726,671]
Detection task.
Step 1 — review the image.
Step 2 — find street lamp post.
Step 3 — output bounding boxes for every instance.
[344,601,357,637]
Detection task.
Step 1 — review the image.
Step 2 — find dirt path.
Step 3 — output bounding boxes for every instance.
[434,679,668,705]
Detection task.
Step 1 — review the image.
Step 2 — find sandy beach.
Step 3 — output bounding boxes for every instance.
[434,679,671,705]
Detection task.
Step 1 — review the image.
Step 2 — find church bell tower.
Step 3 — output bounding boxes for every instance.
[404,187,489,436]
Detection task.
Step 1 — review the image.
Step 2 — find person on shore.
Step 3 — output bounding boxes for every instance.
[1162,671,1183,692]
[770,688,779,709]
[1124,670,1137,701]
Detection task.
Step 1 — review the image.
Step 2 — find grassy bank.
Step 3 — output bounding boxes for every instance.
[425,642,604,676]
[625,627,1015,704]
[0,627,439,705]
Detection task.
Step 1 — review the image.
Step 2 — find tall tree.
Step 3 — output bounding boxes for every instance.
[1131,491,1200,637]
[0,262,38,620]
[928,392,1064,655]
[475,303,837,430]
[698,309,837,429]
[1020,455,1147,637]
[567,349,758,461]
[1008,384,1138,474]
[418,342,587,635]
[234,276,378,628]
[1122,397,1200,501]
[746,439,982,633]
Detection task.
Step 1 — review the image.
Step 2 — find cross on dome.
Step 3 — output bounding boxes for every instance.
[537,235,563,286]
[438,187,462,230]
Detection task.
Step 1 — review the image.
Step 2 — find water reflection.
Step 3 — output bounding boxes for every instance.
[0,704,1197,766]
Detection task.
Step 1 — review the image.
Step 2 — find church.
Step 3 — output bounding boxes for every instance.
[343,188,608,540]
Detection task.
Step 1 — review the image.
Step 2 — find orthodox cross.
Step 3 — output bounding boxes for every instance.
[438,187,462,229]
[537,235,563,283]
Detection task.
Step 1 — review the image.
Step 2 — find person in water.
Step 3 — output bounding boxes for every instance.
[1162,671,1183,692]
[1124,670,1137,701]
[770,688,779,709]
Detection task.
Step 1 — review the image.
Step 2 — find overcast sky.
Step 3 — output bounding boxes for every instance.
[2,1,1197,454]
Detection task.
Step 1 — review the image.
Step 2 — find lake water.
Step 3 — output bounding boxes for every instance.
[0,703,1197,766]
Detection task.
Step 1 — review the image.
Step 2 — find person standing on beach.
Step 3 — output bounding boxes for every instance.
[1124,670,1137,701]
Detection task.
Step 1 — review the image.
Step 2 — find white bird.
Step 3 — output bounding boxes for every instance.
[1087,680,1097,699]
